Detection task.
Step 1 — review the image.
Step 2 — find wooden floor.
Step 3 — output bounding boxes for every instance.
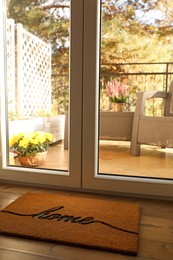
[0,183,173,260]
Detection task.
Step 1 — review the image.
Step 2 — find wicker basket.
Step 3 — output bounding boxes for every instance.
[18,151,47,167]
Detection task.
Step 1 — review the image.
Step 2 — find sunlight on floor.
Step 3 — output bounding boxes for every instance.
[10,140,173,180]
[99,140,173,179]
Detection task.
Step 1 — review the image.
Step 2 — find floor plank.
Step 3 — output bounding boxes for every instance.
[0,183,173,260]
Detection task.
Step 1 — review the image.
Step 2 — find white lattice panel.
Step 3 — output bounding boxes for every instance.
[17,23,51,118]
[6,19,15,115]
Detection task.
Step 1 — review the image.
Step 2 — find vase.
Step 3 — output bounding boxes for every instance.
[18,151,47,167]
[112,103,124,112]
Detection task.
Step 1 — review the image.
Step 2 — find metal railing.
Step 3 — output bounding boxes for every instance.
[52,62,173,114]
[100,62,173,113]
[100,62,173,92]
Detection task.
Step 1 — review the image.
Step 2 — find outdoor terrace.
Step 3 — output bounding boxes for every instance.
[9,62,173,180]
[11,139,173,180]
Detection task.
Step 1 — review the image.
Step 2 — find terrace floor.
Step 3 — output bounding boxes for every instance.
[12,140,173,180]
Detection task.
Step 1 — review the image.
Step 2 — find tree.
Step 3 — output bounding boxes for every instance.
[7,0,173,113]
[101,0,173,65]
[100,0,173,111]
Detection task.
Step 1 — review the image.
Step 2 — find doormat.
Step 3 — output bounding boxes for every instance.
[0,192,140,256]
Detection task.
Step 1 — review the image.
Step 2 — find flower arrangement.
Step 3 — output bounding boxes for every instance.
[9,132,53,157]
[106,78,129,103]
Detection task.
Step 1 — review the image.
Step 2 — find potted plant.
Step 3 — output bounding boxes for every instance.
[106,78,129,111]
[9,131,53,167]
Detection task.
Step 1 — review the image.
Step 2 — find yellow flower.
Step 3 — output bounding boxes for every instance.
[9,136,18,146]
[9,131,53,156]
[30,138,39,145]
[18,139,29,148]
[45,133,53,141]
[17,132,24,139]
[37,134,46,143]
[9,133,24,146]
[32,132,39,138]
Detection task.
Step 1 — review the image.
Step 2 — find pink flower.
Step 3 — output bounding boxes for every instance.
[106,78,129,103]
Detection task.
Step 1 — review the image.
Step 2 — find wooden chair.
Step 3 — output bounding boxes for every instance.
[131,82,173,156]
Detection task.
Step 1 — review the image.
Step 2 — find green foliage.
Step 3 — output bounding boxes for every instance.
[7,0,173,115]
[101,1,173,65]
[100,0,173,113]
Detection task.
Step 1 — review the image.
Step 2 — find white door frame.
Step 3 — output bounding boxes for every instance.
[82,0,173,199]
[1,0,173,198]
[0,0,83,189]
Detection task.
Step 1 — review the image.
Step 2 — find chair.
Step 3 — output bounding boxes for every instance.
[131,81,173,156]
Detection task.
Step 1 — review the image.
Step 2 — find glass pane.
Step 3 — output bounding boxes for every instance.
[6,0,70,171]
[99,0,173,180]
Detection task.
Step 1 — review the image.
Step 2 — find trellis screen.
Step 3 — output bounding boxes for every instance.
[16,23,52,118]
[6,20,52,118]
[6,19,15,116]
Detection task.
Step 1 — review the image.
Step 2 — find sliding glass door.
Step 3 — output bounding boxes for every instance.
[0,0,83,188]
[1,0,173,198]
[82,0,173,198]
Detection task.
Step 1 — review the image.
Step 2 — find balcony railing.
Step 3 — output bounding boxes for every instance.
[100,62,173,90]
[52,62,173,114]
[100,62,173,113]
